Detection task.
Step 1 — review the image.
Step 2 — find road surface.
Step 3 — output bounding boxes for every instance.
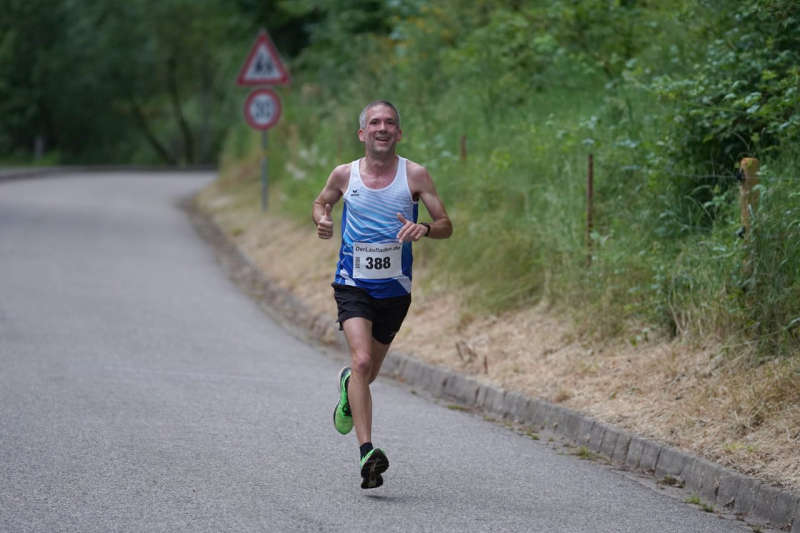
[0,171,752,532]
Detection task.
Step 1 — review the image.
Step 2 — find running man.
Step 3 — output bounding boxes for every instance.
[312,100,452,489]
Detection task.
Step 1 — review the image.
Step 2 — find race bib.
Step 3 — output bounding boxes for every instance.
[352,242,403,279]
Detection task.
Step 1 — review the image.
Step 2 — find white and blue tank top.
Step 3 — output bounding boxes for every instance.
[334,156,418,298]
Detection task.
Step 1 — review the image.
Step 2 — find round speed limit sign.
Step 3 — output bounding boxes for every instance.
[243,88,282,130]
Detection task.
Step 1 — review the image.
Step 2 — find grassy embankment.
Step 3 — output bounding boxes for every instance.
[195,81,799,491]
[215,83,799,354]
[196,1,799,490]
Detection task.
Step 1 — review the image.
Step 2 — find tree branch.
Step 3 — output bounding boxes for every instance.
[166,56,194,165]
[127,95,176,165]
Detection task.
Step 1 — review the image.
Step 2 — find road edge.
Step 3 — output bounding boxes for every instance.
[0,165,216,183]
[183,195,799,533]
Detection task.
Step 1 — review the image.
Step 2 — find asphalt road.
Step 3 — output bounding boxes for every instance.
[0,171,751,532]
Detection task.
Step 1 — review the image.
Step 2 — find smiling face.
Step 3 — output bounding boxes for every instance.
[358,103,402,156]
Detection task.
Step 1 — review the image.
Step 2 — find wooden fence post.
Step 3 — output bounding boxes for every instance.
[738,157,760,237]
[586,153,594,267]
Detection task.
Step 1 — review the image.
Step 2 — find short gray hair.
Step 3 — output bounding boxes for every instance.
[358,100,400,129]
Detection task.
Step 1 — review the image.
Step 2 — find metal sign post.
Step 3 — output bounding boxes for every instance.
[261,130,268,210]
[236,28,290,212]
[242,88,282,211]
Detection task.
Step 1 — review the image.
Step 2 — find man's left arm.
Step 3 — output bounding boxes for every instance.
[397,163,452,242]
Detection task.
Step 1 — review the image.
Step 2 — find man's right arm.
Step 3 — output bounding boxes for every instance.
[312,164,348,239]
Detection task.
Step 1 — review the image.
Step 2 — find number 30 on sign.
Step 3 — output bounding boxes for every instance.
[243,88,282,131]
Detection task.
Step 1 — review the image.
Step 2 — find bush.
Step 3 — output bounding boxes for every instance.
[651,0,800,172]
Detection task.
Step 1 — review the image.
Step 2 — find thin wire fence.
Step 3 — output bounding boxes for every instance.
[594,161,800,182]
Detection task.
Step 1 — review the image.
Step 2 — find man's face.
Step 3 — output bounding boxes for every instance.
[358,104,402,154]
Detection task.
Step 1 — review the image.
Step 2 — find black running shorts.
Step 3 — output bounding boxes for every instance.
[332,283,411,345]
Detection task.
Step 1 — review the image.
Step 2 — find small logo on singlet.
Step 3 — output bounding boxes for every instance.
[351,189,359,197]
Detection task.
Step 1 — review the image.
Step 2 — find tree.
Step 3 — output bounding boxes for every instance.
[0,0,305,164]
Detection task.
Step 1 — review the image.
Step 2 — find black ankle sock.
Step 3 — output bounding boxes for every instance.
[360,442,373,459]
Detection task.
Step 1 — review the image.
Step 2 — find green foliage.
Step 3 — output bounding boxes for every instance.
[288,0,409,105]
[545,0,656,79]
[740,159,800,356]
[8,0,790,359]
[213,0,800,359]
[0,0,70,159]
[0,0,306,164]
[650,0,800,173]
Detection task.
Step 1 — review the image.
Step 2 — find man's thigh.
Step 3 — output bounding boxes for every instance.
[341,316,374,355]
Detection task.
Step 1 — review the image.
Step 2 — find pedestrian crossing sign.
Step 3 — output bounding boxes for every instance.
[236,29,290,86]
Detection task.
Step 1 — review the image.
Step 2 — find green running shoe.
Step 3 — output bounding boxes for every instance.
[332,367,353,434]
[360,448,389,489]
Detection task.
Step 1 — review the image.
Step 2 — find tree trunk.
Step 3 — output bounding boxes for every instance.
[167,56,194,165]
[128,96,176,165]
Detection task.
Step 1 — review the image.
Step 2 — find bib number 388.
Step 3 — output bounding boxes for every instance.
[352,242,403,279]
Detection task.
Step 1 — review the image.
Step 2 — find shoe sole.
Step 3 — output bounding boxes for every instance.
[360,449,389,489]
[333,367,352,435]
[361,473,383,489]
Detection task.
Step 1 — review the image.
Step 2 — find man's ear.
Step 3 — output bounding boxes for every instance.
[357,128,365,142]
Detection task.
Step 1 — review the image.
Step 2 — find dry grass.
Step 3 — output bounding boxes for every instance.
[196,187,800,493]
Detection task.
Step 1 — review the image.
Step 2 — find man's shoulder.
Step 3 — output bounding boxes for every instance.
[333,161,354,175]
[329,162,353,182]
[403,158,431,183]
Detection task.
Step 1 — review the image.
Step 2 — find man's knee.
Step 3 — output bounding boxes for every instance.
[351,349,373,377]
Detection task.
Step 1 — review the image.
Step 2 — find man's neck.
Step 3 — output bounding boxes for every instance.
[362,152,398,180]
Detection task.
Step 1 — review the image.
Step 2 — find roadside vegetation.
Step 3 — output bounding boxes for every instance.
[216,0,799,361]
[0,1,308,165]
[208,0,800,491]
[9,0,799,488]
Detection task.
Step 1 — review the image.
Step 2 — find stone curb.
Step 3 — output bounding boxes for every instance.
[185,198,799,533]
[382,353,799,531]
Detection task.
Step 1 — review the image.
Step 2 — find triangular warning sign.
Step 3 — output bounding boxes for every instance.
[236,30,290,86]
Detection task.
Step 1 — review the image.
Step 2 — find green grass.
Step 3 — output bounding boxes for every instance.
[685,494,714,513]
[214,69,800,362]
[659,475,684,488]
[571,446,602,461]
